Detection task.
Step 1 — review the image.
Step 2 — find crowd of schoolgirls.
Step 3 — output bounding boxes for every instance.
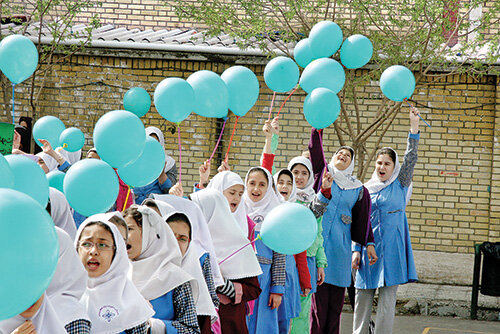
[2,107,421,334]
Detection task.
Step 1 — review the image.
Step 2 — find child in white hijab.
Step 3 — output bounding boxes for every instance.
[75,213,154,334]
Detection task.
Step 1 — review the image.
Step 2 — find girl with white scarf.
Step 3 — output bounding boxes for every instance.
[75,213,154,334]
[191,189,262,334]
[352,108,420,334]
[308,128,377,334]
[123,205,200,334]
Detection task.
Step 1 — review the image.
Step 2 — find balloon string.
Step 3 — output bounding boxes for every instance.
[218,236,259,265]
[276,84,299,119]
[404,98,431,128]
[122,186,131,212]
[224,116,240,162]
[177,124,182,184]
[207,117,228,163]
[267,92,276,121]
[11,84,15,125]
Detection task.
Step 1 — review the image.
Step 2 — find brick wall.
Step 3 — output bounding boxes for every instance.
[3,48,498,253]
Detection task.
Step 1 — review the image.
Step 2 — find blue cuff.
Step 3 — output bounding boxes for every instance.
[366,242,376,247]
[352,242,362,252]
[409,132,420,140]
[317,192,329,204]
[58,161,71,173]
[270,285,285,295]
[159,178,172,192]
[163,320,178,334]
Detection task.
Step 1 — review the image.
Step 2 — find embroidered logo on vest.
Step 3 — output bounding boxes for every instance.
[99,305,119,323]
[253,215,264,224]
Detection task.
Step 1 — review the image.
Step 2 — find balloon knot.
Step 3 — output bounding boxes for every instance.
[62,143,68,148]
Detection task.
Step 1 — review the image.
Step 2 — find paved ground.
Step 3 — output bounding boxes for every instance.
[340,313,500,333]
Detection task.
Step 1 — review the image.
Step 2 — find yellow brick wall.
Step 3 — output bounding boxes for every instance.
[3,50,498,254]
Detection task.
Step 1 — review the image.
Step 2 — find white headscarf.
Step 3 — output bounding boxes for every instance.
[191,189,262,280]
[207,171,249,236]
[288,156,316,203]
[152,194,224,288]
[163,210,218,318]
[0,293,67,334]
[130,206,195,301]
[328,147,363,190]
[273,169,297,203]
[76,214,154,334]
[36,152,58,172]
[243,166,281,231]
[45,227,89,326]
[57,148,82,165]
[49,188,77,240]
[146,126,176,171]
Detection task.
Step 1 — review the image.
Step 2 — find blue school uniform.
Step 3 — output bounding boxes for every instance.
[134,178,172,204]
[277,254,302,333]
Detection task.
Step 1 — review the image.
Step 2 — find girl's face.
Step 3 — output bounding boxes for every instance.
[375,154,395,182]
[78,224,115,278]
[276,174,293,201]
[291,164,310,189]
[125,216,142,261]
[167,221,191,256]
[36,157,49,174]
[223,184,245,212]
[332,149,352,171]
[246,170,268,203]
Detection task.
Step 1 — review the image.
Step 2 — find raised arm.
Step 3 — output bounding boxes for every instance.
[308,128,327,192]
[398,107,420,188]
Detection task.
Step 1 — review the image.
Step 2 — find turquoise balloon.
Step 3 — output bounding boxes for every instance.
[47,170,65,193]
[309,21,343,58]
[264,56,299,93]
[117,137,165,187]
[123,87,151,117]
[63,159,119,217]
[0,35,38,84]
[154,78,194,123]
[221,66,259,117]
[299,58,345,94]
[93,110,146,169]
[59,127,84,152]
[294,38,315,68]
[260,203,317,255]
[0,153,14,188]
[303,88,341,129]
[187,70,229,118]
[0,188,59,321]
[340,34,373,69]
[33,115,66,148]
[6,154,49,207]
[380,65,416,102]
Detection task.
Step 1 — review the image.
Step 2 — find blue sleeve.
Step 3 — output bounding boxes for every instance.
[352,242,362,252]
[58,161,71,173]
[163,320,178,334]
[159,178,173,193]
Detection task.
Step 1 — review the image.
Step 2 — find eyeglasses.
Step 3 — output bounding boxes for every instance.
[78,241,115,251]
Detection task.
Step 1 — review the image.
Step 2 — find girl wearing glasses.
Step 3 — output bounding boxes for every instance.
[75,213,154,333]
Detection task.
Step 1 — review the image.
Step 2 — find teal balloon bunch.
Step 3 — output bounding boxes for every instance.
[187,70,229,118]
[0,35,38,84]
[260,202,318,255]
[380,65,416,102]
[63,159,119,217]
[299,58,345,94]
[59,127,85,152]
[154,78,194,123]
[264,56,299,93]
[6,154,49,207]
[123,87,151,117]
[0,188,59,320]
[117,137,165,187]
[221,66,260,117]
[309,21,343,58]
[93,110,146,169]
[303,88,341,129]
[33,116,66,149]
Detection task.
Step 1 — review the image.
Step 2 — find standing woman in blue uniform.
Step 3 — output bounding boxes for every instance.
[308,129,377,334]
[352,107,420,334]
